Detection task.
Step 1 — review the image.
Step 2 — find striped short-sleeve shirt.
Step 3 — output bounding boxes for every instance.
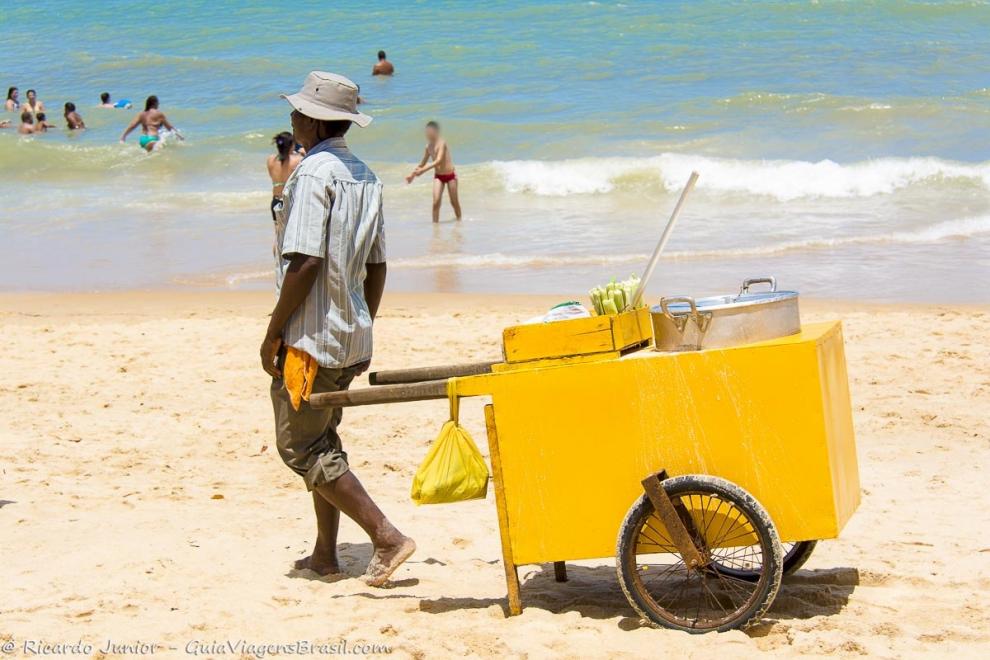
[273,137,386,368]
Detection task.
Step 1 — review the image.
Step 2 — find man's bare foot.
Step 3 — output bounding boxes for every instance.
[293,549,340,576]
[362,536,416,587]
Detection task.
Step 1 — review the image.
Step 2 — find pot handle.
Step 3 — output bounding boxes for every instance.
[740,276,777,294]
[660,296,698,319]
[659,296,711,334]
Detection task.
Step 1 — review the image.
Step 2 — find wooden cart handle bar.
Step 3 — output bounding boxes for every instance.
[369,360,496,386]
[309,379,448,409]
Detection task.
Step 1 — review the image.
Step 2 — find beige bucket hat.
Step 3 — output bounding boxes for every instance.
[281,71,371,127]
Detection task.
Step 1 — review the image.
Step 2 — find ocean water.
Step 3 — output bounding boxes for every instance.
[2,0,989,302]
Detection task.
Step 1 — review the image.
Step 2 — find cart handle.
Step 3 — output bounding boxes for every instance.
[369,360,496,385]
[309,379,448,409]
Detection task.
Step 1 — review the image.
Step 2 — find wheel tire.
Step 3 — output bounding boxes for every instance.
[616,474,783,633]
[713,540,818,582]
[781,540,817,576]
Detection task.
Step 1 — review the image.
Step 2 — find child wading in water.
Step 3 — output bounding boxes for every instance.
[406,121,461,223]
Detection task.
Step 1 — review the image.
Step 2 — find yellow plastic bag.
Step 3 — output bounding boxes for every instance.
[410,383,489,505]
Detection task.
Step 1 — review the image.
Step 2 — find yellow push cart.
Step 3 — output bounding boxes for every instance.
[312,307,859,633]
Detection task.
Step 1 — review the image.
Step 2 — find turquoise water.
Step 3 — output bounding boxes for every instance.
[2,0,989,300]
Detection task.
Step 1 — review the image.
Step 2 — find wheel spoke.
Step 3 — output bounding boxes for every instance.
[625,484,777,631]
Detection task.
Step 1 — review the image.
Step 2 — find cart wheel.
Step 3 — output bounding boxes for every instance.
[616,474,783,633]
[710,540,817,582]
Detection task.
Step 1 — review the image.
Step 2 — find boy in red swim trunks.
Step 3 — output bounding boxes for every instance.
[406,120,462,222]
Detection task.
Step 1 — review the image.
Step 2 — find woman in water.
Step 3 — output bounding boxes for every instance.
[22,89,44,115]
[266,131,303,223]
[64,102,86,130]
[5,87,19,112]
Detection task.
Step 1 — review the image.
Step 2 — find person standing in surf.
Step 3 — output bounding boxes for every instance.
[119,95,183,151]
[262,71,415,586]
[405,121,462,223]
[267,131,303,223]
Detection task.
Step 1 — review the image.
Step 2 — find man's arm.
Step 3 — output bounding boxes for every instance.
[260,253,323,377]
[406,147,431,182]
[119,114,141,142]
[364,262,387,321]
[416,142,445,174]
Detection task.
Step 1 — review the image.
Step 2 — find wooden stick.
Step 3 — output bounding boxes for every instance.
[369,360,496,386]
[485,404,522,616]
[308,379,448,409]
[630,171,699,308]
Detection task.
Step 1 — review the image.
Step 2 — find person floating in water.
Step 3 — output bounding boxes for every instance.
[99,92,131,109]
[406,121,461,222]
[266,131,303,223]
[64,102,85,130]
[119,95,183,152]
[5,87,19,112]
[372,50,394,76]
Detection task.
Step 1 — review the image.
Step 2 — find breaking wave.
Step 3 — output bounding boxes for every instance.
[489,154,990,200]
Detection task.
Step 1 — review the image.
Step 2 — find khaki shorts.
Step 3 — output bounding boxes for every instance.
[271,365,359,490]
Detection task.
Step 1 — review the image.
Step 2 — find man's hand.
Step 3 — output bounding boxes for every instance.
[405,171,417,184]
[260,333,283,378]
[352,359,372,377]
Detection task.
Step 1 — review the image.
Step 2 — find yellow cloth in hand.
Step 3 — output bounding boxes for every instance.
[283,346,319,411]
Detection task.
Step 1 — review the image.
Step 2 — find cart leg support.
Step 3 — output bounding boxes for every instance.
[485,404,522,616]
[641,471,707,570]
[553,561,568,583]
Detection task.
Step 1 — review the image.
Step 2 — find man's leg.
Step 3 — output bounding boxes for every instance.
[447,178,462,220]
[293,491,341,575]
[314,471,415,585]
[273,367,414,585]
[432,178,443,223]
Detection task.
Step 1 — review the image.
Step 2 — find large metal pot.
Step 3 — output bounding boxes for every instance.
[650,277,800,352]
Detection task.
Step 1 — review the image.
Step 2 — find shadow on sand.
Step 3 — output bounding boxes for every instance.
[416,563,859,633]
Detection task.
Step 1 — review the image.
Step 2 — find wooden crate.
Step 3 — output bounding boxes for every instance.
[502,307,652,363]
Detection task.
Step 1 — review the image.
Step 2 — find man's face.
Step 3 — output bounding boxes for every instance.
[425,126,438,142]
[26,91,35,102]
[291,111,318,149]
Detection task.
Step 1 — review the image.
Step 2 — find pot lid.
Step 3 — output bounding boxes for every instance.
[652,290,798,314]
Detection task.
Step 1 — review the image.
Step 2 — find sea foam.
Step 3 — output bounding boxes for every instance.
[490,154,990,200]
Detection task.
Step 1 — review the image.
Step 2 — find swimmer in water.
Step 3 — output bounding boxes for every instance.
[372,50,394,76]
[34,112,56,132]
[406,120,461,223]
[17,111,36,135]
[5,87,19,112]
[119,95,183,151]
[23,89,44,115]
[64,102,85,130]
[98,92,115,108]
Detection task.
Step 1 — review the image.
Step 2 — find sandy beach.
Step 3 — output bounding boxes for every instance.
[0,291,987,658]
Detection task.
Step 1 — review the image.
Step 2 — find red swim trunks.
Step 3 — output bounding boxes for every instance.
[435,171,456,183]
